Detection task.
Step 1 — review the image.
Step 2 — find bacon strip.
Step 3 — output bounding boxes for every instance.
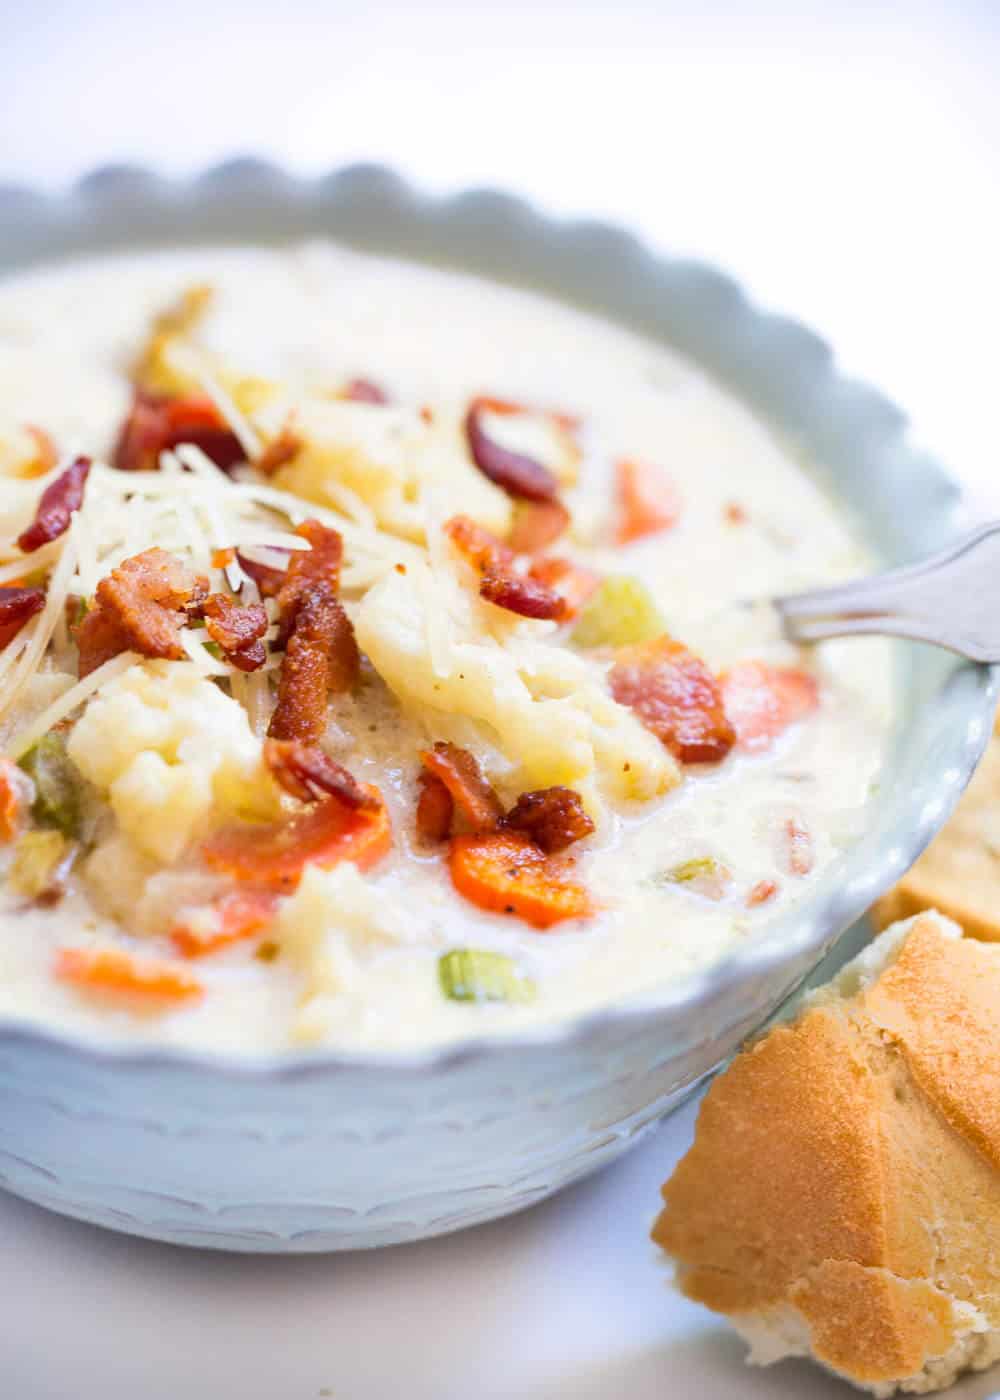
[445,514,568,621]
[112,391,244,474]
[420,742,504,833]
[480,569,568,621]
[199,593,268,672]
[275,520,344,643]
[464,397,559,502]
[416,772,454,843]
[17,456,91,553]
[268,586,359,743]
[0,586,46,651]
[502,786,595,854]
[264,739,376,809]
[526,557,600,619]
[609,636,736,765]
[74,548,207,678]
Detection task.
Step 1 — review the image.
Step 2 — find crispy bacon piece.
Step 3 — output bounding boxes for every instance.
[0,586,46,651]
[464,397,559,502]
[264,739,376,810]
[112,391,244,474]
[445,514,514,575]
[420,742,503,833]
[203,785,391,892]
[479,568,569,621]
[171,890,279,959]
[615,457,682,544]
[74,548,208,678]
[721,661,820,754]
[525,556,600,619]
[16,456,91,554]
[502,786,595,854]
[747,878,779,907]
[268,587,359,743]
[448,830,592,930]
[416,772,454,843]
[55,947,203,1004]
[781,816,814,877]
[341,378,389,405]
[256,427,303,477]
[275,520,344,641]
[445,514,567,620]
[199,592,268,672]
[237,549,288,597]
[609,636,736,765]
[508,500,571,554]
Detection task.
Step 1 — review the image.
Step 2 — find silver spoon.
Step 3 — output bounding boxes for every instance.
[774,521,1000,662]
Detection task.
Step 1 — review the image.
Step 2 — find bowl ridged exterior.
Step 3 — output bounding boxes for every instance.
[0,161,994,1250]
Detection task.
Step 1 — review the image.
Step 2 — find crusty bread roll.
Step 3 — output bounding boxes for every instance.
[652,911,1000,1396]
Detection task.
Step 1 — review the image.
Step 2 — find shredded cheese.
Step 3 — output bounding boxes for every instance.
[6,651,140,760]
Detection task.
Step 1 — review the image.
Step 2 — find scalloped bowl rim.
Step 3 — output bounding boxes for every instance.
[0,159,994,1079]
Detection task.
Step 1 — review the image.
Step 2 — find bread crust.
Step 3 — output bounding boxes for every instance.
[652,914,1000,1393]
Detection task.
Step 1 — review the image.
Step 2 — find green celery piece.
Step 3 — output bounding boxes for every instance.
[571,574,664,649]
[18,732,83,839]
[438,949,536,1005]
[664,857,719,885]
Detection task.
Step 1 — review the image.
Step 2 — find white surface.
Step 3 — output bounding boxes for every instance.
[3,1,1000,1395]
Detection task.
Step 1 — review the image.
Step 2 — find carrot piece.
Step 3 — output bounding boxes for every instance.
[615,457,682,544]
[0,759,21,842]
[448,830,592,930]
[202,785,391,892]
[721,661,819,754]
[54,948,203,1004]
[171,890,279,958]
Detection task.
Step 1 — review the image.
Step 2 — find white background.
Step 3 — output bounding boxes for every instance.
[2,3,1000,1396]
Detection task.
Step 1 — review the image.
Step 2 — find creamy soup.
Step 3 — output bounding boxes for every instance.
[0,243,892,1052]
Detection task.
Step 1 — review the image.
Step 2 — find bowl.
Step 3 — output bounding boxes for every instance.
[0,161,994,1252]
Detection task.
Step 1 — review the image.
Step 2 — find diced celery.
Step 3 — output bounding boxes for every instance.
[570,574,664,649]
[664,858,719,885]
[7,830,73,900]
[18,732,84,838]
[438,949,536,1005]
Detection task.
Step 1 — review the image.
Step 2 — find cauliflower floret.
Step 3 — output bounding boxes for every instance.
[252,395,512,542]
[356,563,678,808]
[68,661,275,863]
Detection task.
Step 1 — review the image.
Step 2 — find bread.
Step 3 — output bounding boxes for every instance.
[652,911,1000,1396]
[872,721,1000,942]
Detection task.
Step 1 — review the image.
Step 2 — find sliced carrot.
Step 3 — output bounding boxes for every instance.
[448,830,592,930]
[202,785,391,892]
[0,759,21,843]
[54,948,203,1004]
[171,889,279,958]
[721,661,819,754]
[615,457,682,545]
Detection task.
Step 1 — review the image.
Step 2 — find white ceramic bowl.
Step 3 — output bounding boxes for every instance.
[0,162,994,1252]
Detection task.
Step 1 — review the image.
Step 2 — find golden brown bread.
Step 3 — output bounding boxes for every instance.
[652,913,1000,1396]
[872,719,1000,941]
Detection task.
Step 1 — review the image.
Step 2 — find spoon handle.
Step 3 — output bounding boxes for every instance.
[775,521,1000,663]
